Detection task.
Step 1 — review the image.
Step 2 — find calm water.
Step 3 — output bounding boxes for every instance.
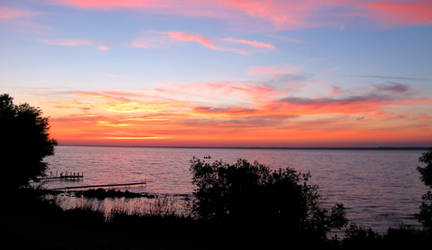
[44,146,427,233]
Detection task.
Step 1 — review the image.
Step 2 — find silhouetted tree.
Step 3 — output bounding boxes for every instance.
[417,149,432,232]
[0,94,57,190]
[190,157,347,240]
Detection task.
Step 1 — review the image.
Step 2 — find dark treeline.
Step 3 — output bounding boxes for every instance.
[2,93,432,249]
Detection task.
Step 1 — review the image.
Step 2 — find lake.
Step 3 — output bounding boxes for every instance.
[44,145,428,233]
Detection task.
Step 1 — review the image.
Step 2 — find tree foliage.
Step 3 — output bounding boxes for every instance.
[190,157,347,239]
[0,94,57,189]
[418,150,432,188]
[417,150,432,231]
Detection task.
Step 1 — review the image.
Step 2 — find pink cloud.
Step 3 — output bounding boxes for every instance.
[222,37,275,49]
[364,1,432,26]
[225,0,432,28]
[0,7,39,20]
[167,31,218,50]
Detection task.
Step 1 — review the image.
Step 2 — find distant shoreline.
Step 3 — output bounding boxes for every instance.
[57,144,431,151]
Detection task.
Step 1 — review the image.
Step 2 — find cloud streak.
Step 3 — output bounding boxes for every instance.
[167,31,218,50]
[41,39,109,51]
[222,37,275,49]
[375,82,409,93]
[130,31,273,54]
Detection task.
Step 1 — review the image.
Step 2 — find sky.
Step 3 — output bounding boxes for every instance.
[1,0,431,147]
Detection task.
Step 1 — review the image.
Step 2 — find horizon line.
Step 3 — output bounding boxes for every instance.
[57,144,432,150]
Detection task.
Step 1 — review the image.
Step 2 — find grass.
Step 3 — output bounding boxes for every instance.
[4,188,432,249]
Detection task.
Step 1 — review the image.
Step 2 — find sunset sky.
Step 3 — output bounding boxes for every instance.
[1,0,431,147]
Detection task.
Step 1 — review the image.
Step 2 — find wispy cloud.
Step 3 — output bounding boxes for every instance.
[130,31,272,55]
[167,31,218,50]
[374,82,409,93]
[41,39,109,51]
[0,7,40,20]
[267,34,304,44]
[222,37,275,49]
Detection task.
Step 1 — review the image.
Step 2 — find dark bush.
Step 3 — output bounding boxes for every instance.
[342,224,382,247]
[190,157,347,240]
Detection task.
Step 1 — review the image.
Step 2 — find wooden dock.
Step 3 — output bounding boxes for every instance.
[38,171,84,181]
[50,181,147,191]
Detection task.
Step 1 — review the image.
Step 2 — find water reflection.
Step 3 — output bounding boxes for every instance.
[49,192,191,219]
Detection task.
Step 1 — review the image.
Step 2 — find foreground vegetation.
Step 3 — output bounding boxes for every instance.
[5,154,432,249]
